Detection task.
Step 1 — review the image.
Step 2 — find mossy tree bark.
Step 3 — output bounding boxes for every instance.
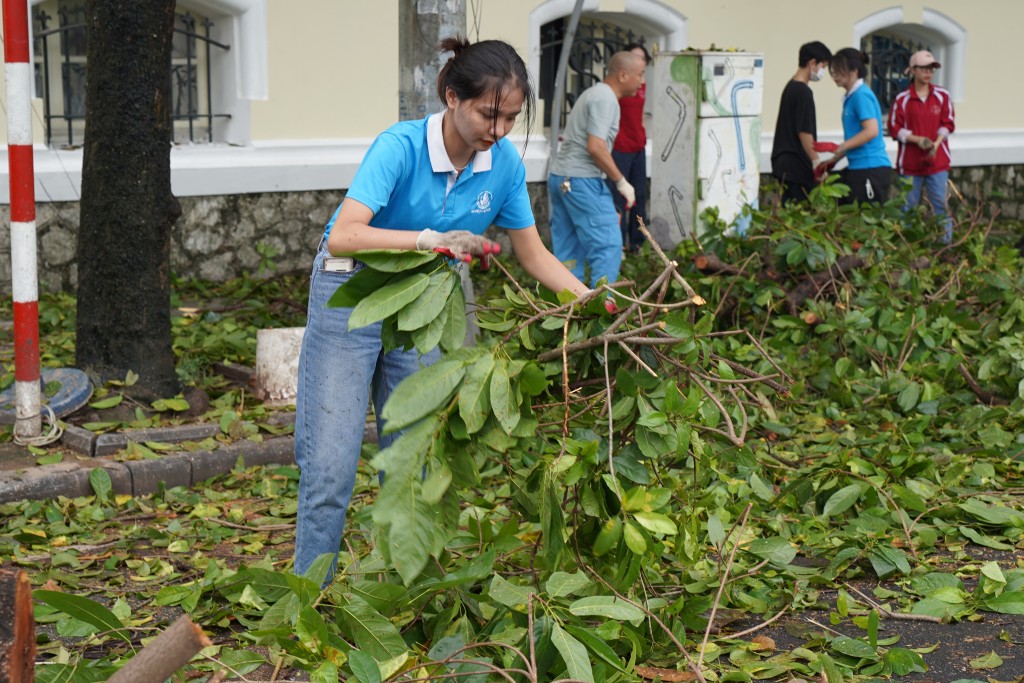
[75,0,181,398]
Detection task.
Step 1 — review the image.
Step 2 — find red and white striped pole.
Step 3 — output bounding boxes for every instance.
[3,0,41,438]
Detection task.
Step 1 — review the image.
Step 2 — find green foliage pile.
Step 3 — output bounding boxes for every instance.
[5,186,1024,682]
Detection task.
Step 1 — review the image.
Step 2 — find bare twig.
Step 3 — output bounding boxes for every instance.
[698,503,753,669]
[844,584,943,623]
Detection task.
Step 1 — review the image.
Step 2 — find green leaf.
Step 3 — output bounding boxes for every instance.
[984,592,1024,614]
[151,397,190,412]
[830,635,878,660]
[822,483,862,517]
[439,278,467,354]
[546,571,592,598]
[969,651,1003,670]
[33,590,131,643]
[89,468,112,502]
[489,574,533,609]
[564,625,627,673]
[959,526,1014,551]
[397,269,457,331]
[623,521,647,554]
[217,649,268,677]
[458,353,494,434]
[311,662,339,683]
[296,605,330,651]
[897,381,921,412]
[551,623,595,683]
[337,598,409,662]
[380,358,467,433]
[632,511,677,536]
[568,596,645,623]
[747,536,797,566]
[489,358,520,435]
[36,452,63,465]
[348,272,431,330]
[882,647,925,676]
[327,267,394,308]
[340,249,438,272]
[348,649,382,683]
[89,394,123,410]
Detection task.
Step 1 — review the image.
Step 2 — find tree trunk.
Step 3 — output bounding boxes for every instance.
[75,0,181,398]
[0,569,34,683]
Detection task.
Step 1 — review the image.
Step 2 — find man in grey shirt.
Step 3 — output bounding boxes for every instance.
[548,50,646,288]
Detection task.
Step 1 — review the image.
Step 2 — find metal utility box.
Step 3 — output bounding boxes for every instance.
[649,51,764,247]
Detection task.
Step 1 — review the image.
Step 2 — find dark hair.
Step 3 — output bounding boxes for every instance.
[623,42,651,64]
[436,36,536,145]
[798,41,831,67]
[830,47,869,78]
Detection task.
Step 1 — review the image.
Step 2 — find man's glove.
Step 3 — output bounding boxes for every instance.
[813,141,839,153]
[616,177,636,209]
[813,157,839,182]
[417,229,500,264]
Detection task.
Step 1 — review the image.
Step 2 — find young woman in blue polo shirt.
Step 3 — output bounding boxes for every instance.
[825,48,892,204]
[293,37,589,579]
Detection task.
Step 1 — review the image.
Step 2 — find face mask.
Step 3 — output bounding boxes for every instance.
[810,65,826,82]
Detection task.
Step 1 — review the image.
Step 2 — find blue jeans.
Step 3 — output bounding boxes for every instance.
[293,243,440,580]
[548,174,623,287]
[903,171,953,243]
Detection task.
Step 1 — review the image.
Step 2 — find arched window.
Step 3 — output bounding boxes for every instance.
[854,7,966,115]
[528,0,687,129]
[538,18,650,129]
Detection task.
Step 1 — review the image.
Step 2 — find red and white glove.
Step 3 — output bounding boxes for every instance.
[616,177,636,209]
[417,229,500,265]
[813,141,839,153]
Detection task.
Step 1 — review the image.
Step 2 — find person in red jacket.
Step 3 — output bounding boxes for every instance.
[888,50,955,242]
[606,43,650,252]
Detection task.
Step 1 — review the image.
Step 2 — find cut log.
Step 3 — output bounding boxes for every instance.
[785,255,865,315]
[0,569,35,683]
[107,615,212,683]
[693,253,745,276]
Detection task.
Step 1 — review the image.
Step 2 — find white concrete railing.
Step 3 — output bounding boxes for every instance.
[2,129,1023,203]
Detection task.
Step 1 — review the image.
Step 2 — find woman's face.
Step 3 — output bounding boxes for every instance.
[447,85,525,152]
[830,67,856,90]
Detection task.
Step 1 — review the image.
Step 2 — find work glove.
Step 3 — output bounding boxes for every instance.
[417,229,500,266]
[616,177,636,209]
[813,141,839,153]
[814,157,839,182]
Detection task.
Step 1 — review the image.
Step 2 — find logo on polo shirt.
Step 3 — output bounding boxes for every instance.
[472,191,493,214]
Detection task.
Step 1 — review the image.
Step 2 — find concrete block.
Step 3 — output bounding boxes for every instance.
[61,425,97,456]
[95,424,221,456]
[185,448,242,484]
[125,457,193,495]
[0,462,93,504]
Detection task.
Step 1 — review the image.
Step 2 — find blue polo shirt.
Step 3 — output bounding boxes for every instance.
[325,112,534,237]
[841,80,891,170]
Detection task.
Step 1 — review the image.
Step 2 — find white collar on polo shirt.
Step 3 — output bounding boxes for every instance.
[427,111,493,174]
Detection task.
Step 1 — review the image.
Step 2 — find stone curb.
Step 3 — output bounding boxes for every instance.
[0,436,296,504]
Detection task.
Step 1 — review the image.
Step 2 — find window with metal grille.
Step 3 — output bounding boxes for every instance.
[539,17,648,130]
[862,31,931,119]
[32,0,231,148]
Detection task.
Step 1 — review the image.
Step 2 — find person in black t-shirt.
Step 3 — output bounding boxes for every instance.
[771,41,833,204]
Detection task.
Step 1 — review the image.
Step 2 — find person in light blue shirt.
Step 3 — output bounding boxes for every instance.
[822,48,892,204]
[294,37,588,581]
